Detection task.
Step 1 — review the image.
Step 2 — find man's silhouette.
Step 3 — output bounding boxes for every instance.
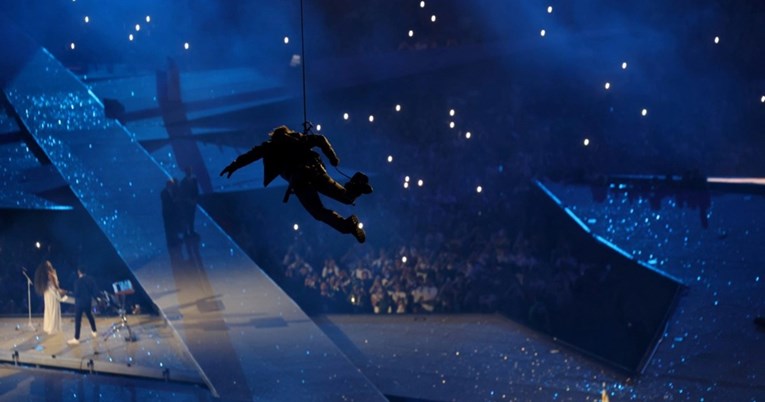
[220,125,372,243]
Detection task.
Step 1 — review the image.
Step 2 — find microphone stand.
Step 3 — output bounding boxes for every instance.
[21,269,36,331]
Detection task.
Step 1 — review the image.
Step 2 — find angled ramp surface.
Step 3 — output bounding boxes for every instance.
[0,21,385,402]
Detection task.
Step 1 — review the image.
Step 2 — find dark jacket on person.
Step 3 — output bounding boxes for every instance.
[227,131,339,187]
[73,274,98,309]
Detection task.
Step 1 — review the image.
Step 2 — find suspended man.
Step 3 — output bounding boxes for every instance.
[220,125,372,243]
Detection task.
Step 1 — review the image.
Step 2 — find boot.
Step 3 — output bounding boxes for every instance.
[346,215,366,243]
[345,172,373,199]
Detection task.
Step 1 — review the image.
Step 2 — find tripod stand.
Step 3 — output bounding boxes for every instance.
[103,281,135,342]
[19,269,35,331]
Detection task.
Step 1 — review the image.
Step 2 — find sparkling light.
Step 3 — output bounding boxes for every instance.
[405,176,410,182]
[395,104,402,112]
[184,42,190,50]
[408,30,414,38]
[368,115,374,123]
[146,15,151,23]
[316,124,322,131]
[476,186,483,193]
[35,241,41,249]
[84,16,89,23]
[387,155,393,163]
[284,36,289,44]
[540,29,546,37]
[761,95,765,103]
[293,224,299,231]
[465,131,472,139]
[404,182,409,189]
[449,109,455,116]
[357,222,364,229]
[621,61,628,69]
[449,121,455,129]
[135,24,141,31]
[641,108,648,116]
[402,256,407,263]
[70,42,76,50]
[547,5,553,13]
[420,1,425,8]
[343,112,349,120]
[431,15,437,22]
[605,82,611,90]
[417,179,423,187]
[714,36,720,44]
[584,138,590,146]
[129,34,134,41]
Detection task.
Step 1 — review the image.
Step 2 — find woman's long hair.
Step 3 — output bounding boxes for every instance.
[33,260,55,296]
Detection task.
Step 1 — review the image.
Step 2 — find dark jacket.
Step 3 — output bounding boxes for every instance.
[73,275,98,309]
[229,132,339,186]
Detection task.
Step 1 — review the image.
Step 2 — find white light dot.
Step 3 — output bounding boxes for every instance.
[35,241,41,249]
[420,1,425,8]
[293,224,299,231]
[70,42,76,50]
[417,179,423,187]
[343,112,349,120]
[431,15,437,23]
[449,121,455,129]
[402,256,407,263]
[641,108,648,116]
[405,176,410,182]
[184,42,190,50]
[395,104,401,112]
[408,30,414,38]
[547,5,553,13]
[146,15,151,23]
[605,82,611,90]
[761,95,765,103]
[465,131,471,139]
[714,36,720,44]
[316,124,322,131]
[387,155,393,163]
[368,115,374,123]
[135,24,141,32]
[583,138,590,146]
[449,109,455,116]
[403,182,409,189]
[476,186,483,193]
[540,29,546,37]
[357,222,364,229]
[129,34,134,41]
[284,36,289,44]
[84,16,89,23]
[621,62,628,69]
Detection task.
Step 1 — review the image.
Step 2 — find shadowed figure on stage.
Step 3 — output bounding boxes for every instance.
[220,125,372,243]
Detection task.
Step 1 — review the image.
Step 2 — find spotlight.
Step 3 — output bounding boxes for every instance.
[343,112,349,120]
[540,29,546,37]
[621,62,628,69]
[641,108,648,116]
[605,82,611,90]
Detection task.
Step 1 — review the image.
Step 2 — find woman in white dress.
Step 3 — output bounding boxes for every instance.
[33,260,68,334]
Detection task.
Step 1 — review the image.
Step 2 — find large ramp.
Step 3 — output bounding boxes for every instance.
[0,18,386,401]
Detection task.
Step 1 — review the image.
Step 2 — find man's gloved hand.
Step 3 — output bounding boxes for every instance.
[220,163,238,178]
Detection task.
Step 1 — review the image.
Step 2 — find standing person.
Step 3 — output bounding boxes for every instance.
[33,260,67,335]
[67,267,98,345]
[220,125,372,243]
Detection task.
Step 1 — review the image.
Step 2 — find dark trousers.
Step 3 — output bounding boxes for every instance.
[291,169,356,234]
[74,305,96,339]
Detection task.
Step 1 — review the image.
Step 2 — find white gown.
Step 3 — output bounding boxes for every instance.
[43,284,64,334]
